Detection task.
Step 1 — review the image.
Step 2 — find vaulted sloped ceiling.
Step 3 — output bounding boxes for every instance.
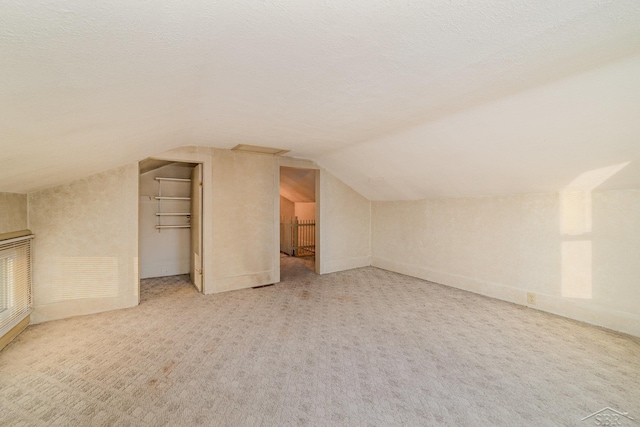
[1,1,640,198]
[280,168,316,203]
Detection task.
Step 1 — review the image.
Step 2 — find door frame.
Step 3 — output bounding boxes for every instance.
[277,157,322,275]
[142,147,213,294]
[190,163,203,291]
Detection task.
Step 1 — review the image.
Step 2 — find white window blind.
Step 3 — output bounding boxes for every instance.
[0,233,33,337]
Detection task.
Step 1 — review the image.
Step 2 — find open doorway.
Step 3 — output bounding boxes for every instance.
[139,159,203,292]
[280,167,317,274]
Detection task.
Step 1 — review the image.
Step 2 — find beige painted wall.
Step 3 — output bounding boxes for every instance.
[28,164,139,323]
[371,190,640,337]
[0,192,28,234]
[139,164,193,279]
[295,202,316,221]
[22,146,375,325]
[319,170,371,274]
[152,146,280,293]
[280,196,295,222]
[211,149,278,291]
[153,147,280,294]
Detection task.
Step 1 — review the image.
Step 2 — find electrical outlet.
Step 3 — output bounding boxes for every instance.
[527,293,536,305]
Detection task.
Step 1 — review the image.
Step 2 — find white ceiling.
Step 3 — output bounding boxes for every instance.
[1,1,640,198]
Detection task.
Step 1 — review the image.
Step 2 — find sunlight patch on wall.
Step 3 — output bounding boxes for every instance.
[51,257,119,302]
[563,163,630,192]
[560,191,592,235]
[559,162,629,299]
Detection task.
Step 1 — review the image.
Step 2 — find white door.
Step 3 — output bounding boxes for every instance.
[190,164,203,292]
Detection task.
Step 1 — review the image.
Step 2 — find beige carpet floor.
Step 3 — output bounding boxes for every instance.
[1,257,639,426]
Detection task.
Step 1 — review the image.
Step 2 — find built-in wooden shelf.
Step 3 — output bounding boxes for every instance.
[155,177,192,232]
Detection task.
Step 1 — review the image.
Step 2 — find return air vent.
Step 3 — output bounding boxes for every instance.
[231,144,290,156]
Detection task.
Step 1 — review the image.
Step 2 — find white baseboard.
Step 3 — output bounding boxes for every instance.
[32,294,138,324]
[321,256,371,275]
[371,257,640,338]
[207,270,277,294]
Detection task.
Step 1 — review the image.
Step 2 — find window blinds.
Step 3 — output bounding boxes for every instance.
[0,233,33,337]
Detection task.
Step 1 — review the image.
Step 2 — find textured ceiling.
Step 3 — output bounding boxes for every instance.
[1,1,640,198]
